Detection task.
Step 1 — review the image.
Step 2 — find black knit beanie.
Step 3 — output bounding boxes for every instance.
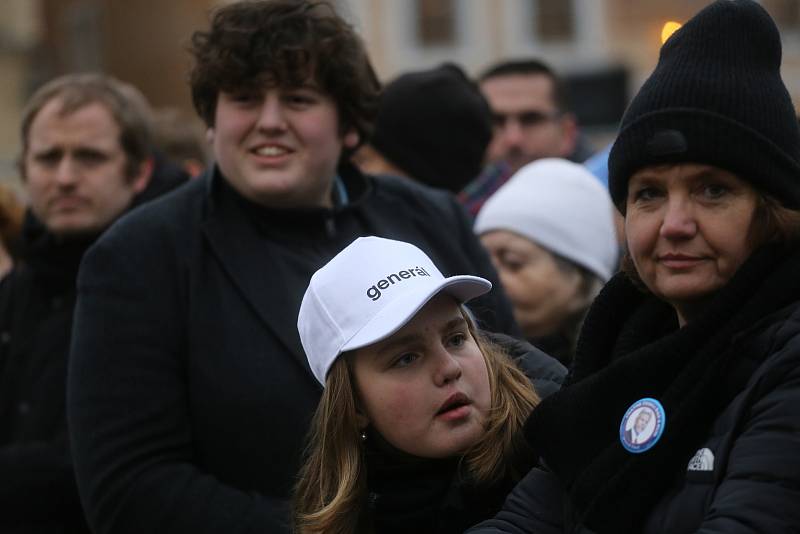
[609,0,800,212]
[369,63,492,193]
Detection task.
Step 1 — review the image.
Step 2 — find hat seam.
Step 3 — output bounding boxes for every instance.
[312,281,347,364]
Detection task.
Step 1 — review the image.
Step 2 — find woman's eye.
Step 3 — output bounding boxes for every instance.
[702,184,729,199]
[504,261,523,272]
[499,256,525,272]
[392,353,419,368]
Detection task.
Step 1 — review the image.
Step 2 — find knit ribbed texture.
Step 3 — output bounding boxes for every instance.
[474,158,619,282]
[609,0,800,211]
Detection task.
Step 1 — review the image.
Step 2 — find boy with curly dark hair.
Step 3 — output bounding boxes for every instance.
[67,2,519,533]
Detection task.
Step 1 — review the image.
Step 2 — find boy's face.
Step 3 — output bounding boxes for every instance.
[210,83,358,209]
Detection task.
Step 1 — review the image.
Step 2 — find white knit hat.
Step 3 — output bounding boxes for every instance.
[298,236,492,386]
[474,158,619,281]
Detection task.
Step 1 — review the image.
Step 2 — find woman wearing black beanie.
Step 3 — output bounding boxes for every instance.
[468,1,800,532]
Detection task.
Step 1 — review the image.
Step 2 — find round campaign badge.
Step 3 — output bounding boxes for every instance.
[619,398,666,453]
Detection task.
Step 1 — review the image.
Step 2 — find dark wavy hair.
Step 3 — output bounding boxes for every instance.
[189,0,380,146]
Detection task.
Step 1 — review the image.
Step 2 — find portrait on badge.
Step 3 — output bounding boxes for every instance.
[619,398,665,453]
[624,408,654,445]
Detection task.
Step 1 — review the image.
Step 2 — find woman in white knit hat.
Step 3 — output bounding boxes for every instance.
[474,158,619,364]
[292,236,564,534]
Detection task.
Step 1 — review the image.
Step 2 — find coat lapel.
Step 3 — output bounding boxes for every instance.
[201,175,313,379]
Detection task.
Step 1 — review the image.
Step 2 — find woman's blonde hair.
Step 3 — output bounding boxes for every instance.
[292,308,540,534]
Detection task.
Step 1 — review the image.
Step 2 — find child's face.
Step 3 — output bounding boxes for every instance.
[351,294,491,458]
[210,82,358,209]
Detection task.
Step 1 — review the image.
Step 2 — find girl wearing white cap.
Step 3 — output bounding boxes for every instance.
[475,158,619,364]
[293,236,565,534]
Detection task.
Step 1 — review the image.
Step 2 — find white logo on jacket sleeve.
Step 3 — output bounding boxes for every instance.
[687,447,715,471]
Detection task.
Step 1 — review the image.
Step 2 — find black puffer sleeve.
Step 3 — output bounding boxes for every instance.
[481,332,567,399]
[465,467,566,534]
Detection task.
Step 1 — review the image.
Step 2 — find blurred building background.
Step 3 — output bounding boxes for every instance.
[2,0,800,192]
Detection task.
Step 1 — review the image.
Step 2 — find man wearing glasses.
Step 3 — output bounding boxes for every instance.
[480,59,580,173]
[459,59,585,216]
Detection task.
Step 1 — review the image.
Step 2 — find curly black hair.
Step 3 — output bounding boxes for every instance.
[189,0,380,145]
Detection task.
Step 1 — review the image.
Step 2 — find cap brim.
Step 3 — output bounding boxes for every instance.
[341,275,491,354]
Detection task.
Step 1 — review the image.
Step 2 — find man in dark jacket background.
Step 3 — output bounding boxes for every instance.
[67,2,522,534]
[0,73,160,533]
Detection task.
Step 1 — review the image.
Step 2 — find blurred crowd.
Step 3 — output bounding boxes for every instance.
[1,1,799,533]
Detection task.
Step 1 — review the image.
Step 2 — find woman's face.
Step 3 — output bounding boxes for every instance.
[351,294,491,458]
[480,230,582,338]
[625,163,759,324]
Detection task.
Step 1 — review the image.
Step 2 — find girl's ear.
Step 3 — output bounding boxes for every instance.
[355,411,369,429]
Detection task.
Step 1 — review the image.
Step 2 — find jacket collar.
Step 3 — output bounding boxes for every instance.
[200,164,371,383]
[204,162,371,241]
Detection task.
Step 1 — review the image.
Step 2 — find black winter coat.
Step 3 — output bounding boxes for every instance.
[0,215,96,534]
[67,165,520,534]
[469,244,800,534]
[0,213,98,534]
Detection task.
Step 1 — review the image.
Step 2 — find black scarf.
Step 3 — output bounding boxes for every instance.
[18,211,99,294]
[0,212,98,432]
[364,429,517,534]
[525,243,800,532]
[365,431,458,534]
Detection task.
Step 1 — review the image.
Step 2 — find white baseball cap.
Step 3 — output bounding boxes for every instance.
[298,236,492,386]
